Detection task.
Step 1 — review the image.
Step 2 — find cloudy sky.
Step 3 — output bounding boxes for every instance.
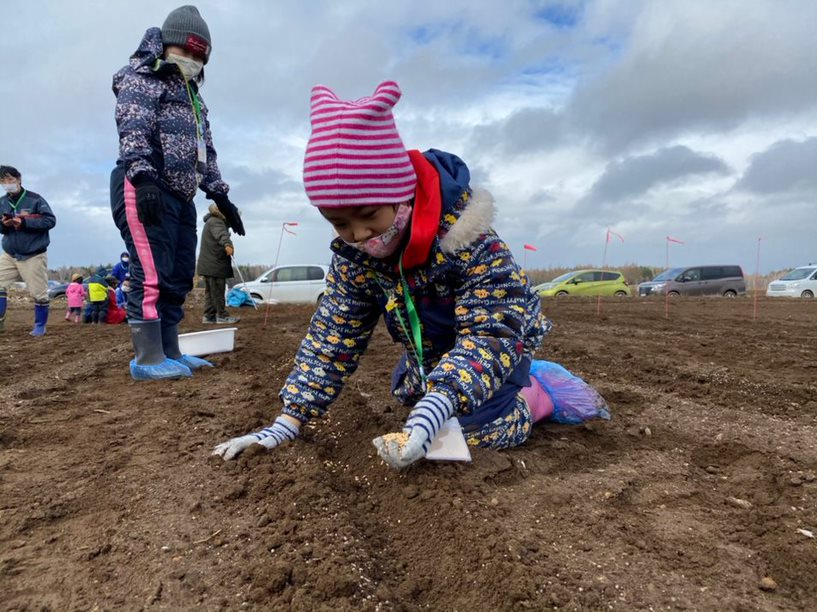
[2,0,815,274]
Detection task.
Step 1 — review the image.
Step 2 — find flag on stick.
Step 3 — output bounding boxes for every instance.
[523,244,538,251]
[606,229,624,243]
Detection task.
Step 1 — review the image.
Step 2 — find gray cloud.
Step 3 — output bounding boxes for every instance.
[568,1,817,152]
[733,137,817,195]
[1,0,815,274]
[577,145,731,214]
[470,107,565,156]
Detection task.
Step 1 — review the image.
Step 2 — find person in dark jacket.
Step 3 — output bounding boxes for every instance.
[197,204,239,324]
[111,251,130,283]
[110,6,243,380]
[0,165,57,336]
[214,82,609,468]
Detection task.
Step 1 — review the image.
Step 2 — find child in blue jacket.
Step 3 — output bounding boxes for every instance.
[214,82,607,468]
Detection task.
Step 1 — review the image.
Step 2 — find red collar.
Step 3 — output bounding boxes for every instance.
[401,150,442,270]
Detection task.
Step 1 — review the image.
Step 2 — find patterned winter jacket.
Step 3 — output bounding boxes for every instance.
[112,27,229,203]
[280,149,547,431]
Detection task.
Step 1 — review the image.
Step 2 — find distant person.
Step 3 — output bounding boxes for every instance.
[110,5,244,380]
[105,276,127,324]
[65,273,86,323]
[116,277,131,310]
[0,165,57,336]
[197,204,239,324]
[111,251,130,283]
[85,268,109,324]
[214,82,609,467]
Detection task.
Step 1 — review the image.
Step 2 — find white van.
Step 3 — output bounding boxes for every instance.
[766,265,817,298]
[235,264,328,304]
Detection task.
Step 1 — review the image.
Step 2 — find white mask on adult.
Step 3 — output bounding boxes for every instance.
[2,182,20,194]
[165,53,203,82]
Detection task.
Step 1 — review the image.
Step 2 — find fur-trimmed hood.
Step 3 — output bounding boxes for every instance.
[439,187,495,254]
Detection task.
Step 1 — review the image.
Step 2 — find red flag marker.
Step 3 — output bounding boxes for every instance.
[664,235,684,319]
[607,229,624,243]
[523,244,538,251]
[598,228,624,315]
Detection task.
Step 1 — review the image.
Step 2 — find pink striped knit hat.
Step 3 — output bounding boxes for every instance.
[303,81,417,207]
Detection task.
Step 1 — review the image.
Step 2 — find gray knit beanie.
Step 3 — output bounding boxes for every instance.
[161,5,212,64]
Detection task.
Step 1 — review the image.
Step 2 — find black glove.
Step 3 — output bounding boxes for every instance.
[131,175,164,227]
[208,193,245,236]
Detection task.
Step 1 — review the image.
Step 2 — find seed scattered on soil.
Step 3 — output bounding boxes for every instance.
[382,432,409,447]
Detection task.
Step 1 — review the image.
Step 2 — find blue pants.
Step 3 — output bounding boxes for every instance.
[110,165,197,327]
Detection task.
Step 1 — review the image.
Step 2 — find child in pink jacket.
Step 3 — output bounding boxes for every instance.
[65,274,86,323]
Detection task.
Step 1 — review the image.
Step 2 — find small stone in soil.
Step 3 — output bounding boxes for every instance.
[726,496,753,510]
[402,485,419,499]
[758,577,777,591]
[490,498,499,506]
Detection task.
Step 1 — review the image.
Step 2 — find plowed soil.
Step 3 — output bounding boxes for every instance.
[1,295,816,611]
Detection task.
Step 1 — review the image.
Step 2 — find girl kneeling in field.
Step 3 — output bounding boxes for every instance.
[214,81,607,468]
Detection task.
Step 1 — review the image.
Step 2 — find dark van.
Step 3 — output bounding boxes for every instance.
[638,265,745,297]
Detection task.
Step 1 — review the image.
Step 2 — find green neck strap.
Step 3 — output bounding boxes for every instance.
[185,82,203,136]
[7,189,26,210]
[398,257,426,387]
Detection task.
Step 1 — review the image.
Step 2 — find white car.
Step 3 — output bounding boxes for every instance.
[235,264,328,304]
[766,265,817,298]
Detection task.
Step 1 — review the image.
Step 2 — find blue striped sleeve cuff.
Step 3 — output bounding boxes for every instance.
[405,393,454,451]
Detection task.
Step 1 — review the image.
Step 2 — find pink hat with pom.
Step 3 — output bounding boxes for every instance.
[303,80,417,208]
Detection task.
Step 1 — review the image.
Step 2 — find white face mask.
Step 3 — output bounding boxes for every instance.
[165,53,203,81]
[1,182,19,194]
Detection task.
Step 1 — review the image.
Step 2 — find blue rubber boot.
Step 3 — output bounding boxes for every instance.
[129,319,192,381]
[30,303,49,337]
[0,289,7,332]
[161,323,213,371]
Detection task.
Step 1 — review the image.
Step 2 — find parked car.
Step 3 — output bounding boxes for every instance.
[766,265,817,298]
[638,265,745,297]
[533,269,632,297]
[234,264,328,304]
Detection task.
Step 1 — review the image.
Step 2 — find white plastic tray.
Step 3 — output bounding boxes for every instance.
[178,327,238,356]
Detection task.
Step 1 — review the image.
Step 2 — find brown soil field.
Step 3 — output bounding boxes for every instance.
[1,294,816,611]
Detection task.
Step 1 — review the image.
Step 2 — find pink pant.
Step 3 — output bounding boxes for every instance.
[520,375,554,422]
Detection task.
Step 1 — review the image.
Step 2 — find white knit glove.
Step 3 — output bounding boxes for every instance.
[213,416,300,460]
[373,393,453,469]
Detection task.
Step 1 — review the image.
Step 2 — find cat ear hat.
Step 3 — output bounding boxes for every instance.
[303,81,417,208]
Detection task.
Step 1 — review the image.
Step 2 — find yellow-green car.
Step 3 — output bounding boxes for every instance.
[534,269,632,297]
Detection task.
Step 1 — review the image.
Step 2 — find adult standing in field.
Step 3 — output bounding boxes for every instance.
[0,165,57,336]
[111,251,130,283]
[110,5,245,380]
[197,204,239,324]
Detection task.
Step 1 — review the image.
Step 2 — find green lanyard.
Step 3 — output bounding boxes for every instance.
[7,189,26,211]
[379,256,427,389]
[185,82,203,138]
